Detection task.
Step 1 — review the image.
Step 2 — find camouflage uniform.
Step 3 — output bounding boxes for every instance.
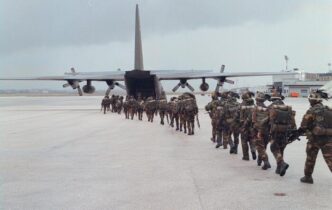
[178,96,187,133]
[115,96,124,114]
[145,97,157,122]
[101,96,111,114]
[181,93,198,135]
[223,92,241,153]
[299,90,332,184]
[128,96,138,120]
[205,94,220,142]
[137,98,144,121]
[252,92,271,170]
[110,95,117,112]
[268,93,296,176]
[169,97,180,130]
[240,92,256,160]
[215,92,229,149]
[158,98,168,125]
[123,96,130,119]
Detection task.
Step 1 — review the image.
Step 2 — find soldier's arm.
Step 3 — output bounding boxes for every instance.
[291,110,297,129]
[300,108,315,131]
[205,103,211,111]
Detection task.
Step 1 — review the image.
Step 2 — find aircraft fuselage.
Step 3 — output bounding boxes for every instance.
[124,70,163,99]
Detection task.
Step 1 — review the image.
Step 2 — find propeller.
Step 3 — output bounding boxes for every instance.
[172,82,182,92]
[172,79,194,92]
[77,85,83,96]
[214,65,232,93]
[220,64,225,73]
[115,82,126,90]
[215,80,224,93]
[105,80,127,96]
[62,68,83,96]
[185,82,195,92]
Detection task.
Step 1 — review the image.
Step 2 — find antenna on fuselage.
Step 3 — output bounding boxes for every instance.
[134,4,144,70]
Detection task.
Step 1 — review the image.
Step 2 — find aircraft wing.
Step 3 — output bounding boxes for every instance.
[151,70,295,80]
[0,71,126,81]
[0,70,294,81]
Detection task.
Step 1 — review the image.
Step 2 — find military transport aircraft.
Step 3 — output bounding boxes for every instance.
[0,5,292,99]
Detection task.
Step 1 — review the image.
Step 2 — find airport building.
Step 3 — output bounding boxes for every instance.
[269,71,332,97]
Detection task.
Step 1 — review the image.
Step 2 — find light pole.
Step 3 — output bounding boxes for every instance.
[328,63,331,72]
[284,55,289,71]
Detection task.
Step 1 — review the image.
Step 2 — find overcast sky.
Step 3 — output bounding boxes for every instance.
[0,0,331,90]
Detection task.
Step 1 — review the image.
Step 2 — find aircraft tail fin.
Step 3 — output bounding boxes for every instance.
[134,4,144,70]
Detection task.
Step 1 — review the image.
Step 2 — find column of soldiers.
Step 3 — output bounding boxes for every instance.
[100,92,200,135]
[206,89,332,183]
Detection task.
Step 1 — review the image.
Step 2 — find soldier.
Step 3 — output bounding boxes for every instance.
[268,91,296,176]
[123,96,130,119]
[101,95,111,114]
[110,95,116,112]
[296,90,332,184]
[224,91,241,154]
[182,92,199,135]
[252,91,271,170]
[128,96,138,120]
[178,95,187,133]
[116,96,124,114]
[205,92,220,142]
[137,96,144,121]
[239,91,257,161]
[216,91,230,149]
[158,97,168,125]
[169,97,180,130]
[145,97,157,122]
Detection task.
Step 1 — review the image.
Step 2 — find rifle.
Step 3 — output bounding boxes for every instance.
[196,114,200,128]
[286,129,304,144]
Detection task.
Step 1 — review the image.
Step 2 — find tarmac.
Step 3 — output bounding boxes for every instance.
[0,96,331,210]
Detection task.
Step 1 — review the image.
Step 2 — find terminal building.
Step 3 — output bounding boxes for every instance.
[268,70,332,97]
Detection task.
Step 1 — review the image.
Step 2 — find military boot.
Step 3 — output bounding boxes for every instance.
[300,175,314,184]
[242,156,249,161]
[261,160,271,170]
[229,142,234,154]
[251,151,257,160]
[230,144,238,154]
[279,162,289,176]
[210,137,216,143]
[257,156,262,166]
[275,164,281,174]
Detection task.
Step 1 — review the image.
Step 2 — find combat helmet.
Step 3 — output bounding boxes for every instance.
[270,90,285,101]
[211,92,218,100]
[170,97,178,101]
[308,90,329,105]
[182,92,196,100]
[220,91,229,99]
[228,91,240,99]
[255,91,270,102]
[241,91,255,100]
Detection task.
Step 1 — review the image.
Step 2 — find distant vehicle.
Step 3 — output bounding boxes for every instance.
[0,4,292,99]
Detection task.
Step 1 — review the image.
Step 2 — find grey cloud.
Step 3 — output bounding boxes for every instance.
[0,0,308,55]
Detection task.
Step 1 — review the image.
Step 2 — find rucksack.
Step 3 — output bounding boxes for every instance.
[269,105,293,132]
[184,99,198,114]
[253,106,269,129]
[311,106,332,135]
[225,102,240,123]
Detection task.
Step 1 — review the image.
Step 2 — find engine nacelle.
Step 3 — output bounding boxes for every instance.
[200,82,209,92]
[82,85,95,94]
